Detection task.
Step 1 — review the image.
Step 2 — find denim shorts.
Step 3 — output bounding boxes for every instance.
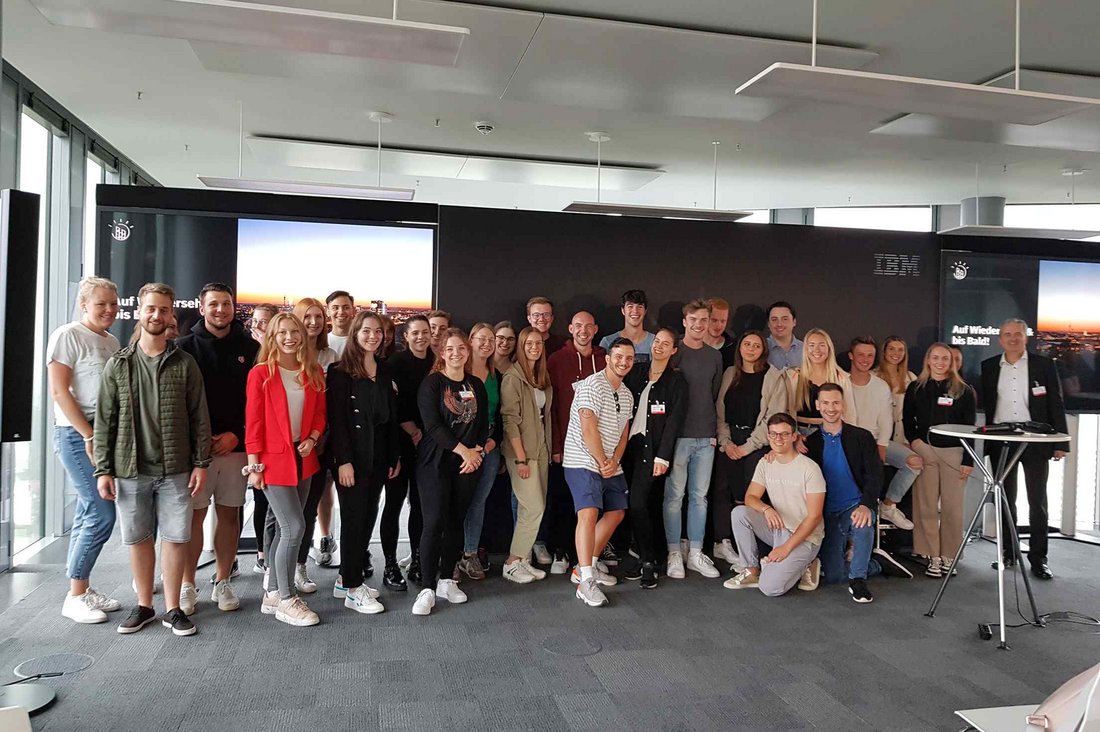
[115,473,193,545]
[565,467,628,512]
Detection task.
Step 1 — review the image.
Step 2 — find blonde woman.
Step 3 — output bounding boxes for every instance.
[902,342,976,578]
[874,336,923,528]
[245,313,327,626]
[785,328,856,434]
[500,326,553,583]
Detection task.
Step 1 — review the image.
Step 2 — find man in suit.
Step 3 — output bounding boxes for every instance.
[980,318,1069,580]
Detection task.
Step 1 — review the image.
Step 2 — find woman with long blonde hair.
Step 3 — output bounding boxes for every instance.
[902,342,976,578]
[245,312,326,626]
[785,328,856,433]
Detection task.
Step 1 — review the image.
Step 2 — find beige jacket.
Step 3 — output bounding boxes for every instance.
[716,366,788,452]
[500,363,553,461]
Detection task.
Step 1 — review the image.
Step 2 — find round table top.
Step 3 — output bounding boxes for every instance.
[930,424,1070,443]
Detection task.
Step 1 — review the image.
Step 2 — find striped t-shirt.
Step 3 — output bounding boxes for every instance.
[563,371,633,475]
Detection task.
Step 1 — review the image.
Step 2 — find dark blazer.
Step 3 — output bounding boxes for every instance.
[805,422,883,511]
[326,363,400,477]
[980,351,1070,454]
[623,361,688,465]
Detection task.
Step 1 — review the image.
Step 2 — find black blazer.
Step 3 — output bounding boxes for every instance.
[980,352,1070,454]
[326,363,400,477]
[805,423,882,511]
[623,362,688,465]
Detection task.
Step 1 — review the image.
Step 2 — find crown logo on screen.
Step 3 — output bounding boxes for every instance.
[109,220,133,242]
[950,261,969,281]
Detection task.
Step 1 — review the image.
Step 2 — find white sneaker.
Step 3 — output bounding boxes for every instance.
[798,558,821,591]
[666,551,686,579]
[62,592,108,624]
[179,582,198,616]
[713,540,741,568]
[333,575,347,599]
[398,554,413,569]
[83,589,122,613]
[569,566,617,587]
[575,577,608,607]
[211,580,240,611]
[502,561,535,584]
[275,596,320,627]
[532,541,552,565]
[519,558,547,580]
[345,585,385,615]
[260,590,279,615]
[679,538,689,563]
[294,564,317,594]
[550,555,569,575]
[723,569,760,590]
[687,551,721,578]
[879,502,915,530]
[594,559,610,575]
[412,588,435,616]
[435,578,468,603]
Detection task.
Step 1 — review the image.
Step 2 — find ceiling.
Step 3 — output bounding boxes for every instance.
[5,0,1100,211]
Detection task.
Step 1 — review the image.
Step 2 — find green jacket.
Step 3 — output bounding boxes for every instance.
[94,341,212,479]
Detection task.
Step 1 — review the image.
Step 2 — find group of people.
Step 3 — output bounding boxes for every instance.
[48,280,1069,633]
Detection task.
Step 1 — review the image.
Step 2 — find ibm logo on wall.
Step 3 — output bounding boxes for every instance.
[873,253,921,277]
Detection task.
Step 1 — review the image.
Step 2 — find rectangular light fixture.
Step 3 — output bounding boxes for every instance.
[736,63,1100,125]
[938,225,1100,240]
[197,176,415,200]
[564,202,751,222]
[32,0,469,66]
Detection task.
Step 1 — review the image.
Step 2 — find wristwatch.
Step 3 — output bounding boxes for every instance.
[514,459,529,465]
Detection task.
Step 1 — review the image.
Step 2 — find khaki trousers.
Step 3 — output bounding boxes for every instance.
[507,448,549,559]
[910,441,966,560]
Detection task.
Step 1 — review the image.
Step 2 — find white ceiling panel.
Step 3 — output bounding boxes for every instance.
[456,156,661,189]
[500,15,877,121]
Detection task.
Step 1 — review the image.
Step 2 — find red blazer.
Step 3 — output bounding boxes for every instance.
[245,363,326,486]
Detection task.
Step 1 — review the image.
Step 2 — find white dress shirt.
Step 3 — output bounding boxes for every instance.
[993,351,1031,424]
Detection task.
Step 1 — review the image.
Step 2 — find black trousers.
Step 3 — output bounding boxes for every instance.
[417,460,479,589]
[626,437,668,565]
[335,462,388,589]
[991,442,1051,564]
[299,464,330,564]
[396,442,424,556]
[545,463,577,559]
[711,446,765,543]
[252,489,269,553]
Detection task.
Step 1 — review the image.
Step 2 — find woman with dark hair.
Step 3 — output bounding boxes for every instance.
[379,314,397,359]
[412,328,490,616]
[327,311,401,614]
[245,313,326,626]
[714,330,788,566]
[492,321,517,374]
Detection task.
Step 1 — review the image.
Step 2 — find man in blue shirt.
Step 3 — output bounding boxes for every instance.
[804,383,883,603]
[765,301,803,370]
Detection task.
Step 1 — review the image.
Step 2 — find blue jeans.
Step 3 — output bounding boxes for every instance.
[821,504,882,583]
[663,438,714,550]
[463,447,502,553]
[884,440,921,503]
[54,427,116,581]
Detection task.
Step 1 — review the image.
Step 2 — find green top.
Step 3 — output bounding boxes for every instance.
[485,370,500,431]
[132,348,166,476]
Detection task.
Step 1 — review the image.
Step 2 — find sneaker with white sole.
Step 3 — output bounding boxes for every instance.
[687,551,721,578]
[412,588,435,616]
[532,541,552,565]
[569,566,617,587]
[575,577,608,607]
[925,556,943,578]
[502,561,535,584]
[294,564,317,594]
[723,568,760,590]
[519,558,547,580]
[62,592,108,624]
[550,555,569,575]
[260,590,279,615]
[253,557,267,575]
[83,588,122,613]
[713,540,741,568]
[666,551,686,579]
[162,608,196,637]
[333,575,347,598]
[275,596,320,627]
[211,580,240,612]
[435,578,468,603]
[316,535,337,567]
[797,558,821,591]
[878,502,915,530]
[345,585,385,615]
[849,578,874,603]
[179,582,198,616]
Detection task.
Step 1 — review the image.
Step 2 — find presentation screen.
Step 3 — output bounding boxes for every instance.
[941,249,1100,412]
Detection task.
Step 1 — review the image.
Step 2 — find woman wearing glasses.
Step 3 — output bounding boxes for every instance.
[492,321,517,374]
[785,328,856,435]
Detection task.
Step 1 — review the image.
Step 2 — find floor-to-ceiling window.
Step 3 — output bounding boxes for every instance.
[83,156,103,275]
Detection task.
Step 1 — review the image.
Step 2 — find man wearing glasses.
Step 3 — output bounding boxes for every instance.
[562,338,635,607]
[766,301,803,370]
[725,413,826,596]
[527,296,566,356]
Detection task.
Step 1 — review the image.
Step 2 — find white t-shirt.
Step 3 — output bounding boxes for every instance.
[328,333,348,358]
[317,347,339,370]
[279,366,305,442]
[751,453,826,546]
[563,371,633,475]
[851,374,894,447]
[46,321,120,426]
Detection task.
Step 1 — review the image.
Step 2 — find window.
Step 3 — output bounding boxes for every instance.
[738,209,770,224]
[84,156,103,275]
[814,206,933,232]
[1004,204,1100,239]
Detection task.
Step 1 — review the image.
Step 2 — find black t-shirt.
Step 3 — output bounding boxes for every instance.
[416,371,490,469]
[798,382,822,420]
[725,369,766,432]
[389,349,433,428]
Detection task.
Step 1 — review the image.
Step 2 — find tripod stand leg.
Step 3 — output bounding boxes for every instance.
[925,480,994,617]
[999,483,1043,626]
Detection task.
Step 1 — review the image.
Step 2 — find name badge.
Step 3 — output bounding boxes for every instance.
[1032,385,1047,397]
[650,401,666,415]
[937,396,954,407]
[458,390,474,402]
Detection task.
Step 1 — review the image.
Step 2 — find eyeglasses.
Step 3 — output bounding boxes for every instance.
[767,431,794,440]
[613,391,620,414]
[529,313,553,321]
[495,335,516,343]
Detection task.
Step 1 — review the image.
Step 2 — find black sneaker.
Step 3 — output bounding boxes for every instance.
[117,605,157,634]
[406,555,422,585]
[162,608,197,636]
[211,558,241,585]
[253,557,267,574]
[477,547,491,572]
[600,543,620,566]
[639,562,658,589]
[621,554,643,581]
[383,561,407,591]
[848,579,874,604]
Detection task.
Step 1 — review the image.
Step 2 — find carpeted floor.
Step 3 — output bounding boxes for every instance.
[1,534,1098,731]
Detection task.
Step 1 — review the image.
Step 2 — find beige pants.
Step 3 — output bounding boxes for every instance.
[910,441,966,560]
[507,449,548,559]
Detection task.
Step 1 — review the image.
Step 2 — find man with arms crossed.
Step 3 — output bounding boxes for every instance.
[96,283,212,636]
[563,338,635,607]
[980,318,1069,580]
[725,413,825,596]
[599,289,655,364]
[325,290,355,356]
[766,301,803,370]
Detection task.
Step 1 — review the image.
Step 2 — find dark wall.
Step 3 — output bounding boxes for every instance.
[437,206,941,362]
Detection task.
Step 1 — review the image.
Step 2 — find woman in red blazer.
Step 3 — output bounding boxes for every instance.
[245,313,326,627]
